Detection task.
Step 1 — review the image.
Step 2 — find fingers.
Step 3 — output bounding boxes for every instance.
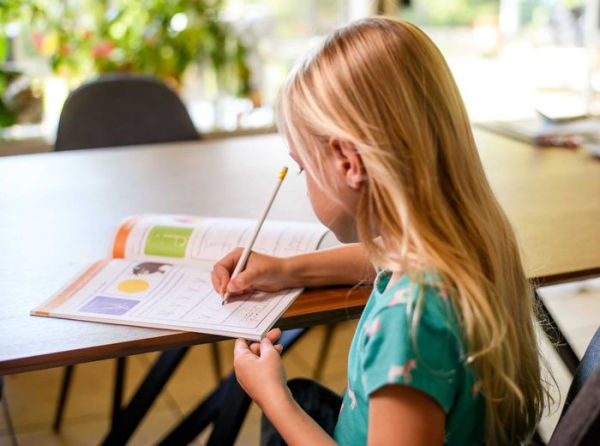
[212,248,244,294]
[226,267,257,294]
[234,338,253,358]
[265,328,282,344]
[259,336,277,357]
[244,340,282,356]
[211,264,229,295]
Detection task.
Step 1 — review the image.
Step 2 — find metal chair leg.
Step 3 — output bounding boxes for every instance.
[101,347,189,446]
[54,357,128,434]
[52,365,74,432]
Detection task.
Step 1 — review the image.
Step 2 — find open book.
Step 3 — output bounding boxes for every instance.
[32,215,328,340]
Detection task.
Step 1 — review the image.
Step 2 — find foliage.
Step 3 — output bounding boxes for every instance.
[5,0,251,95]
[0,0,23,127]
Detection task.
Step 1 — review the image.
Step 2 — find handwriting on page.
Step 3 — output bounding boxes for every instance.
[73,261,283,329]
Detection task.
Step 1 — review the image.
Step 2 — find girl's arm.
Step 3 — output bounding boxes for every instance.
[234,330,445,446]
[265,385,445,446]
[261,394,337,446]
[368,385,445,446]
[211,243,375,295]
[233,332,336,446]
[285,242,375,287]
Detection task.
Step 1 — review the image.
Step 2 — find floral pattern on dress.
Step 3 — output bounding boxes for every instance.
[347,382,357,409]
[364,317,381,337]
[387,288,412,307]
[388,359,417,384]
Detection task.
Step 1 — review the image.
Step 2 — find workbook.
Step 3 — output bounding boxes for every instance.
[32,215,328,340]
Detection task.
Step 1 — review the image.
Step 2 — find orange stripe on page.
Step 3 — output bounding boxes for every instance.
[39,259,111,313]
[112,215,142,258]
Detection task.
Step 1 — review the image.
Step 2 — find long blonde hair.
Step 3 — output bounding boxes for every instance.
[278,17,546,444]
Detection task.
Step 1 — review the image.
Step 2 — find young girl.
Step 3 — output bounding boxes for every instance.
[211,17,547,445]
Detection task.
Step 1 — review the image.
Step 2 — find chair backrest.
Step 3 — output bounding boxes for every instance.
[548,367,600,445]
[55,73,199,151]
[563,326,600,410]
[548,326,600,445]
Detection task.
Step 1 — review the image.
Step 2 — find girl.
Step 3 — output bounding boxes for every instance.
[212,17,547,445]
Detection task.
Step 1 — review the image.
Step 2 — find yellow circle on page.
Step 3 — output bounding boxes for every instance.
[117,279,149,293]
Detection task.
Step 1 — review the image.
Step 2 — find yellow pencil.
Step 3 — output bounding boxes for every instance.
[222,166,288,305]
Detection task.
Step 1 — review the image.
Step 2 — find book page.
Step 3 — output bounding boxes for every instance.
[33,217,329,340]
[112,215,327,266]
[32,258,305,340]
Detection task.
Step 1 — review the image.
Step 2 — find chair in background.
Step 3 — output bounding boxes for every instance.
[560,325,600,414]
[547,326,600,445]
[55,73,198,151]
[52,73,216,433]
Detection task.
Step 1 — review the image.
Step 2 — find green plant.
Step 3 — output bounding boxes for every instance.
[0,0,21,127]
[21,0,251,95]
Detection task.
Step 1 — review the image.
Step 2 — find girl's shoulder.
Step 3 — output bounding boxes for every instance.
[368,269,461,339]
[357,270,472,413]
[373,269,454,311]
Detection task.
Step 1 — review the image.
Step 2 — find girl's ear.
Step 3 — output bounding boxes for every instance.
[328,137,366,190]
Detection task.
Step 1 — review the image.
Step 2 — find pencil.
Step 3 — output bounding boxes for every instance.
[222,166,288,305]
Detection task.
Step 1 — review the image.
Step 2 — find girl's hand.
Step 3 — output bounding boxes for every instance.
[211,248,291,296]
[233,328,291,410]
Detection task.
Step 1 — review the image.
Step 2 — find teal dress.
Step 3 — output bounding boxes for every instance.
[333,270,485,445]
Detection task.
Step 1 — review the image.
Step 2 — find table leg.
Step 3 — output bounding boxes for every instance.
[101,347,189,446]
[52,364,74,432]
[157,373,249,446]
[111,357,127,429]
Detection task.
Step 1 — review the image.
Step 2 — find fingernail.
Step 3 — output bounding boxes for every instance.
[227,281,239,292]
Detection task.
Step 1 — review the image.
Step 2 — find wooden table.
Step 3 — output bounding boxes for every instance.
[1,129,600,376]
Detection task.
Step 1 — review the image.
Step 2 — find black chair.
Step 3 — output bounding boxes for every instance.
[52,73,208,433]
[548,326,600,445]
[55,73,199,151]
[561,326,600,413]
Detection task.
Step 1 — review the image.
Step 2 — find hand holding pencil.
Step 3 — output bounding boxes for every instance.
[218,166,288,305]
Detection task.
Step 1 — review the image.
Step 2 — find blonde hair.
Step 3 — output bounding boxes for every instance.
[278,17,547,444]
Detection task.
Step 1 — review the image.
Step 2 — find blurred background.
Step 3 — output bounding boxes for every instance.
[0,0,598,153]
[2,2,599,445]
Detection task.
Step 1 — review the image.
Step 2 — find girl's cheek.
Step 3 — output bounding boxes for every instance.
[305,178,317,208]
